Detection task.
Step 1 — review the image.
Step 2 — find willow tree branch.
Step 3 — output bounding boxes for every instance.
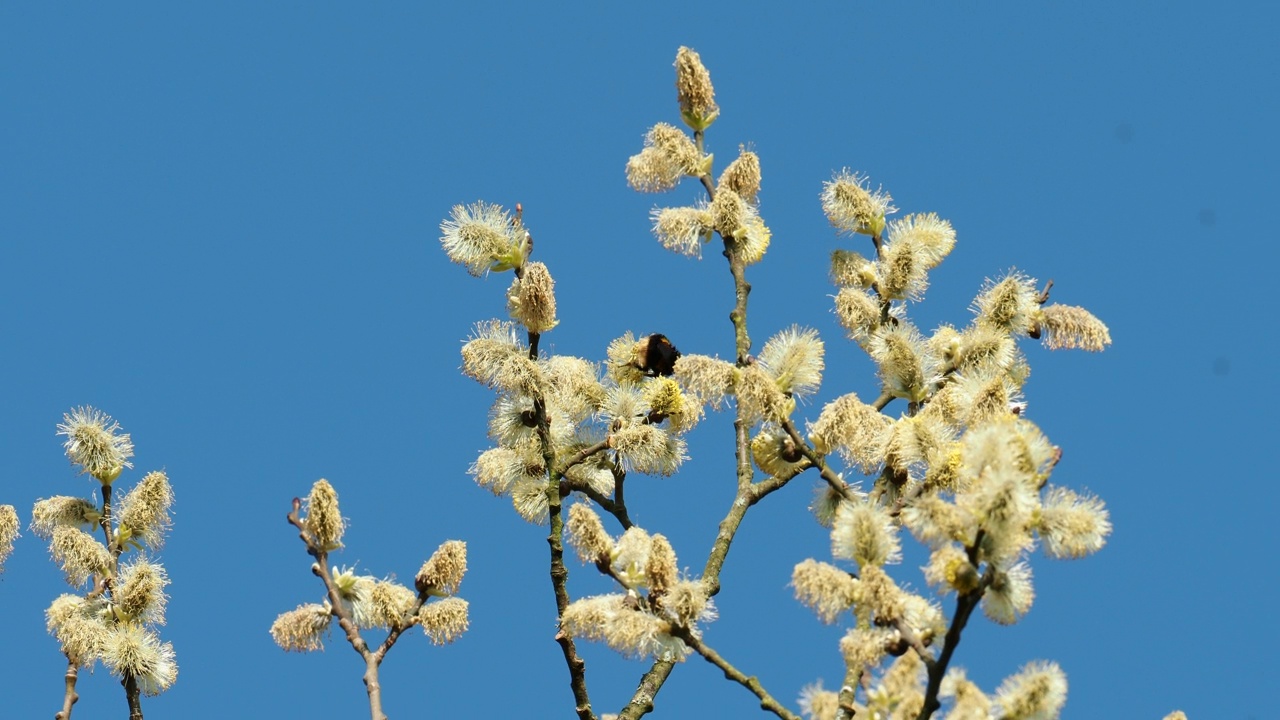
[123,675,143,720]
[668,626,802,720]
[617,660,676,720]
[611,462,633,529]
[916,533,993,720]
[835,665,863,720]
[751,460,811,500]
[915,589,982,720]
[55,659,79,720]
[778,419,860,502]
[698,234,761,598]
[556,440,611,476]
[533,394,597,720]
[287,503,387,720]
[566,478,633,530]
[693,130,716,200]
[311,554,388,720]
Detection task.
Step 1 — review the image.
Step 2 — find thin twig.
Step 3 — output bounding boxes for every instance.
[566,478,633,530]
[287,503,386,720]
[612,462,632,529]
[556,439,611,476]
[617,661,676,719]
[55,658,79,720]
[123,675,143,720]
[534,393,597,720]
[749,460,811,501]
[890,621,936,672]
[915,532,993,720]
[1036,279,1054,305]
[835,664,863,720]
[779,420,860,502]
[668,625,802,720]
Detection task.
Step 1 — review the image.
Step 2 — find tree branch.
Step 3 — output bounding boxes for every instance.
[617,660,676,719]
[668,625,802,720]
[915,532,993,720]
[556,440,611,476]
[778,419,860,502]
[534,394,597,720]
[287,503,387,720]
[55,658,79,720]
[123,674,143,720]
[835,665,863,720]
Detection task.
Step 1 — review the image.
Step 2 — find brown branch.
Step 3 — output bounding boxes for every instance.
[535,397,597,720]
[915,589,982,720]
[566,478,633,530]
[915,532,993,720]
[55,659,79,720]
[724,240,752,366]
[287,503,387,720]
[1036,279,1054,305]
[835,664,863,720]
[123,674,143,720]
[871,391,894,411]
[890,622,936,672]
[778,420,860,503]
[556,439,611,476]
[617,661,676,719]
[693,130,716,201]
[312,556,387,720]
[750,460,811,501]
[668,626,802,720]
[612,462,633,529]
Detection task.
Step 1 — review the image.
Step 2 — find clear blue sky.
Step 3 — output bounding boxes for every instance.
[2,3,1275,718]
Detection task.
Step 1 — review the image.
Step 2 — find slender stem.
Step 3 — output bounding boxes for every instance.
[55,659,79,720]
[694,130,716,200]
[556,440,611,476]
[701,480,751,598]
[617,661,675,719]
[99,483,122,600]
[835,665,863,720]
[123,674,143,720]
[315,555,385,718]
[915,533,993,720]
[517,283,594,715]
[103,484,145,718]
[698,233,759,596]
[891,620,936,672]
[286,504,386,720]
[725,241,752,365]
[779,420,860,502]
[612,462,633,529]
[99,484,115,555]
[534,392,596,720]
[915,590,982,720]
[363,657,385,720]
[669,626,802,720]
[567,478,633,530]
[750,462,810,500]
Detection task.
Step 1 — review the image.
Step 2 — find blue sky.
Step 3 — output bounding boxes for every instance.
[2,3,1276,718]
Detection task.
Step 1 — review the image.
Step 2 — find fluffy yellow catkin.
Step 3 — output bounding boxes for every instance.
[304,479,344,551]
[416,540,468,596]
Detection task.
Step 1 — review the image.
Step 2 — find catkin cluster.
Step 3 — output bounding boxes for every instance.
[271,479,471,652]
[787,164,1114,717]
[38,407,179,699]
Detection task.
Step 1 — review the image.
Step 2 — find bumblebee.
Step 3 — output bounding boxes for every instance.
[635,333,681,377]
